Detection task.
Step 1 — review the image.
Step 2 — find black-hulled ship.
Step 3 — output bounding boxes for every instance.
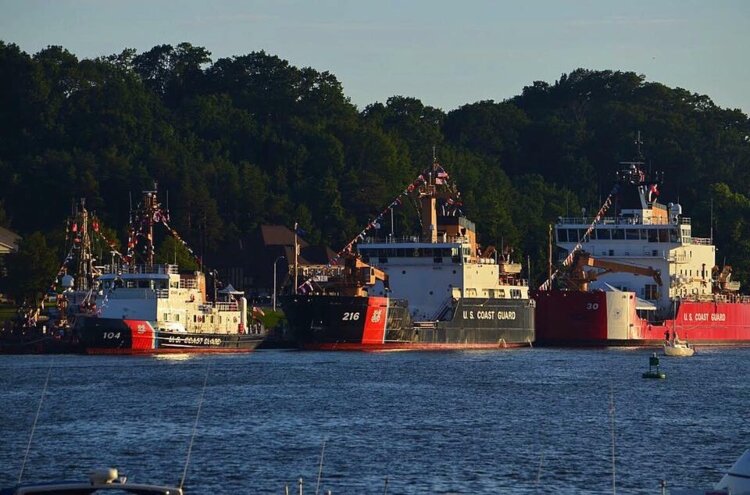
[74,185,266,354]
[283,159,535,350]
[282,254,412,350]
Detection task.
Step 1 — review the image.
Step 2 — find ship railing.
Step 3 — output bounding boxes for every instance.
[681,294,750,304]
[498,277,529,287]
[361,235,469,245]
[214,301,239,312]
[101,264,179,275]
[179,279,198,289]
[668,253,688,263]
[414,320,438,329]
[300,266,345,278]
[155,289,170,299]
[430,296,454,320]
[557,216,692,227]
[688,237,712,245]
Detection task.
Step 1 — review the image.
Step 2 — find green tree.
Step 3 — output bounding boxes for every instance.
[155,235,199,271]
[4,232,59,304]
[704,183,750,283]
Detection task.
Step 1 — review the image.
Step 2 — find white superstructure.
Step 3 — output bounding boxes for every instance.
[96,263,248,334]
[357,172,529,321]
[555,163,722,318]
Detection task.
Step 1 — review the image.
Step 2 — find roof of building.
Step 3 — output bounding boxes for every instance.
[260,225,310,248]
[0,226,20,252]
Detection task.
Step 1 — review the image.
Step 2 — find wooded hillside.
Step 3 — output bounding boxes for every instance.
[1,41,749,301]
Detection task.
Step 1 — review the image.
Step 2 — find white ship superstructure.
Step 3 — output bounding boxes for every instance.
[358,162,530,323]
[97,264,248,334]
[359,219,528,321]
[555,163,718,319]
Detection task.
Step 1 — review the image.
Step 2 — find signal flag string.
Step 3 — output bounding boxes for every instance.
[538,183,620,291]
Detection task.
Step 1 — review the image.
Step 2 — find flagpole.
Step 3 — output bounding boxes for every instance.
[390,207,394,240]
[294,222,298,295]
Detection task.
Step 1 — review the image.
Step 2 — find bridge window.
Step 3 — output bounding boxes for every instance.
[625,229,640,240]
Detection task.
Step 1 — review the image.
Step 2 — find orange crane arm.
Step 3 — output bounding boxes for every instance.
[571,251,662,286]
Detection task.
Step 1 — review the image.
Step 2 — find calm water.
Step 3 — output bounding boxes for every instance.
[1,348,748,494]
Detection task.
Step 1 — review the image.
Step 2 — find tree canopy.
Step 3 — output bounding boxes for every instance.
[1,42,749,298]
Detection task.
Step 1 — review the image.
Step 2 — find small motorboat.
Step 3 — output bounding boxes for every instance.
[0,467,183,495]
[670,448,750,494]
[664,337,695,357]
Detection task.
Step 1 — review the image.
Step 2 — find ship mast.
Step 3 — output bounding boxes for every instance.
[139,183,159,267]
[74,199,94,290]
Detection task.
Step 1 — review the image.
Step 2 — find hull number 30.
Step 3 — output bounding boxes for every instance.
[342,312,361,321]
[586,303,600,310]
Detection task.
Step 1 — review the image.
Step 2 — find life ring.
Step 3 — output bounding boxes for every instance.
[238,322,245,334]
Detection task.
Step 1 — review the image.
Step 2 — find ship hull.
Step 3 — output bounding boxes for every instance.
[534,290,750,346]
[75,317,265,354]
[0,333,83,354]
[282,295,534,351]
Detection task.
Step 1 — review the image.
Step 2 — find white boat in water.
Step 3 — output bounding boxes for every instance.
[663,337,695,357]
[671,448,750,494]
[0,467,183,494]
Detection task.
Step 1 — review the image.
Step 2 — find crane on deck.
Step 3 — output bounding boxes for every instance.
[563,251,663,291]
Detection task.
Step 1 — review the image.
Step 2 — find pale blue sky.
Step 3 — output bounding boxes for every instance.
[2,0,748,113]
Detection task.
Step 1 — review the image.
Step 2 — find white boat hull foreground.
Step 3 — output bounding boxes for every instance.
[0,467,183,494]
[671,448,750,495]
